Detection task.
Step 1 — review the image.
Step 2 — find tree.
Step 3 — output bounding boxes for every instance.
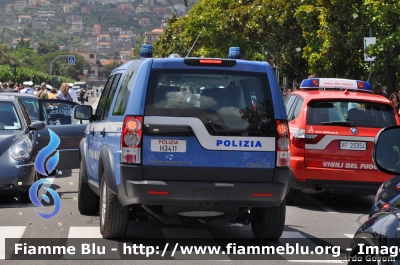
[16,37,31,49]
[37,51,91,80]
[0,44,14,65]
[363,0,400,94]
[295,1,370,81]
[227,0,308,83]
[37,41,60,55]
[12,46,37,67]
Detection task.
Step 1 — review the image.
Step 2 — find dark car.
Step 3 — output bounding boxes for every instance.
[348,126,400,264]
[2,93,88,172]
[369,175,400,217]
[0,94,46,202]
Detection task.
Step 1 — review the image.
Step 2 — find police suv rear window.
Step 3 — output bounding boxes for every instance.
[145,69,275,136]
[306,100,397,128]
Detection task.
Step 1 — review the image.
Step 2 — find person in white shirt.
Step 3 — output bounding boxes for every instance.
[68,83,79,103]
[19,81,34,94]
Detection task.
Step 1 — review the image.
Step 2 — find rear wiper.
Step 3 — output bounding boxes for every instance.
[320,121,355,126]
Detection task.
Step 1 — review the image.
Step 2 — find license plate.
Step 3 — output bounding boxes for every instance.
[340,141,366,150]
[151,139,186,152]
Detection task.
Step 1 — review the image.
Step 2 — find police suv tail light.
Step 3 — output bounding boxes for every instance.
[276,120,290,167]
[121,116,143,164]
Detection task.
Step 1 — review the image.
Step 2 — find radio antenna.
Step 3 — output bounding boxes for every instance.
[185,33,201,58]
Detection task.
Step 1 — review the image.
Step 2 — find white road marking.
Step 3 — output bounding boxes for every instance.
[281,231,308,238]
[299,193,338,213]
[0,226,26,259]
[66,227,120,259]
[67,227,102,238]
[343,234,354,238]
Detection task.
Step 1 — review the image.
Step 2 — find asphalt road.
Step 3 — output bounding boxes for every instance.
[0,94,378,264]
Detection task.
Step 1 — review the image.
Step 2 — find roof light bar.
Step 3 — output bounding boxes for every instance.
[300,78,372,92]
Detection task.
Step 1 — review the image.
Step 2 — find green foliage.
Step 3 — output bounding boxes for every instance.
[0,44,15,65]
[154,0,400,88]
[0,43,82,87]
[37,41,60,55]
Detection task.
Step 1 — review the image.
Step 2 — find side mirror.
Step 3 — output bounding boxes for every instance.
[373,126,400,175]
[74,105,93,120]
[28,121,46,131]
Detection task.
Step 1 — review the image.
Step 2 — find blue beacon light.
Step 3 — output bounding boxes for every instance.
[140,44,153,58]
[228,47,241,59]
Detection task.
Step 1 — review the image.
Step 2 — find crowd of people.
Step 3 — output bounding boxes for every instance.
[0,81,88,104]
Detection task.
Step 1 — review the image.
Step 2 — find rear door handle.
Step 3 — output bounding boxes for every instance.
[100,128,106,137]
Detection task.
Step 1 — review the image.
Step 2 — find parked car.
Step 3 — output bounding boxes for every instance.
[348,125,400,264]
[284,78,400,204]
[74,45,291,239]
[369,175,400,218]
[0,94,46,202]
[2,93,87,172]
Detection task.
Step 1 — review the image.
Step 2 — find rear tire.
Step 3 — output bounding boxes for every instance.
[99,174,129,239]
[251,199,286,240]
[285,189,297,205]
[78,160,99,215]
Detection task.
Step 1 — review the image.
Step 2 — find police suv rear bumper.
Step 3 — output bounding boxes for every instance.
[117,167,290,208]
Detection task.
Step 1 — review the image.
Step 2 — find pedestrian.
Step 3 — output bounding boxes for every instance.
[0,82,8,92]
[96,88,99,97]
[308,74,317,78]
[79,88,86,104]
[34,84,42,95]
[68,83,79,103]
[282,85,290,96]
[56,83,73,124]
[48,87,57,99]
[389,92,400,116]
[33,85,40,95]
[37,83,48,99]
[375,85,384,96]
[19,81,34,94]
[5,82,15,93]
[56,83,73,101]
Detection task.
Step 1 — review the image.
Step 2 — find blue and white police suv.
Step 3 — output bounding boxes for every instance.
[74,46,291,239]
